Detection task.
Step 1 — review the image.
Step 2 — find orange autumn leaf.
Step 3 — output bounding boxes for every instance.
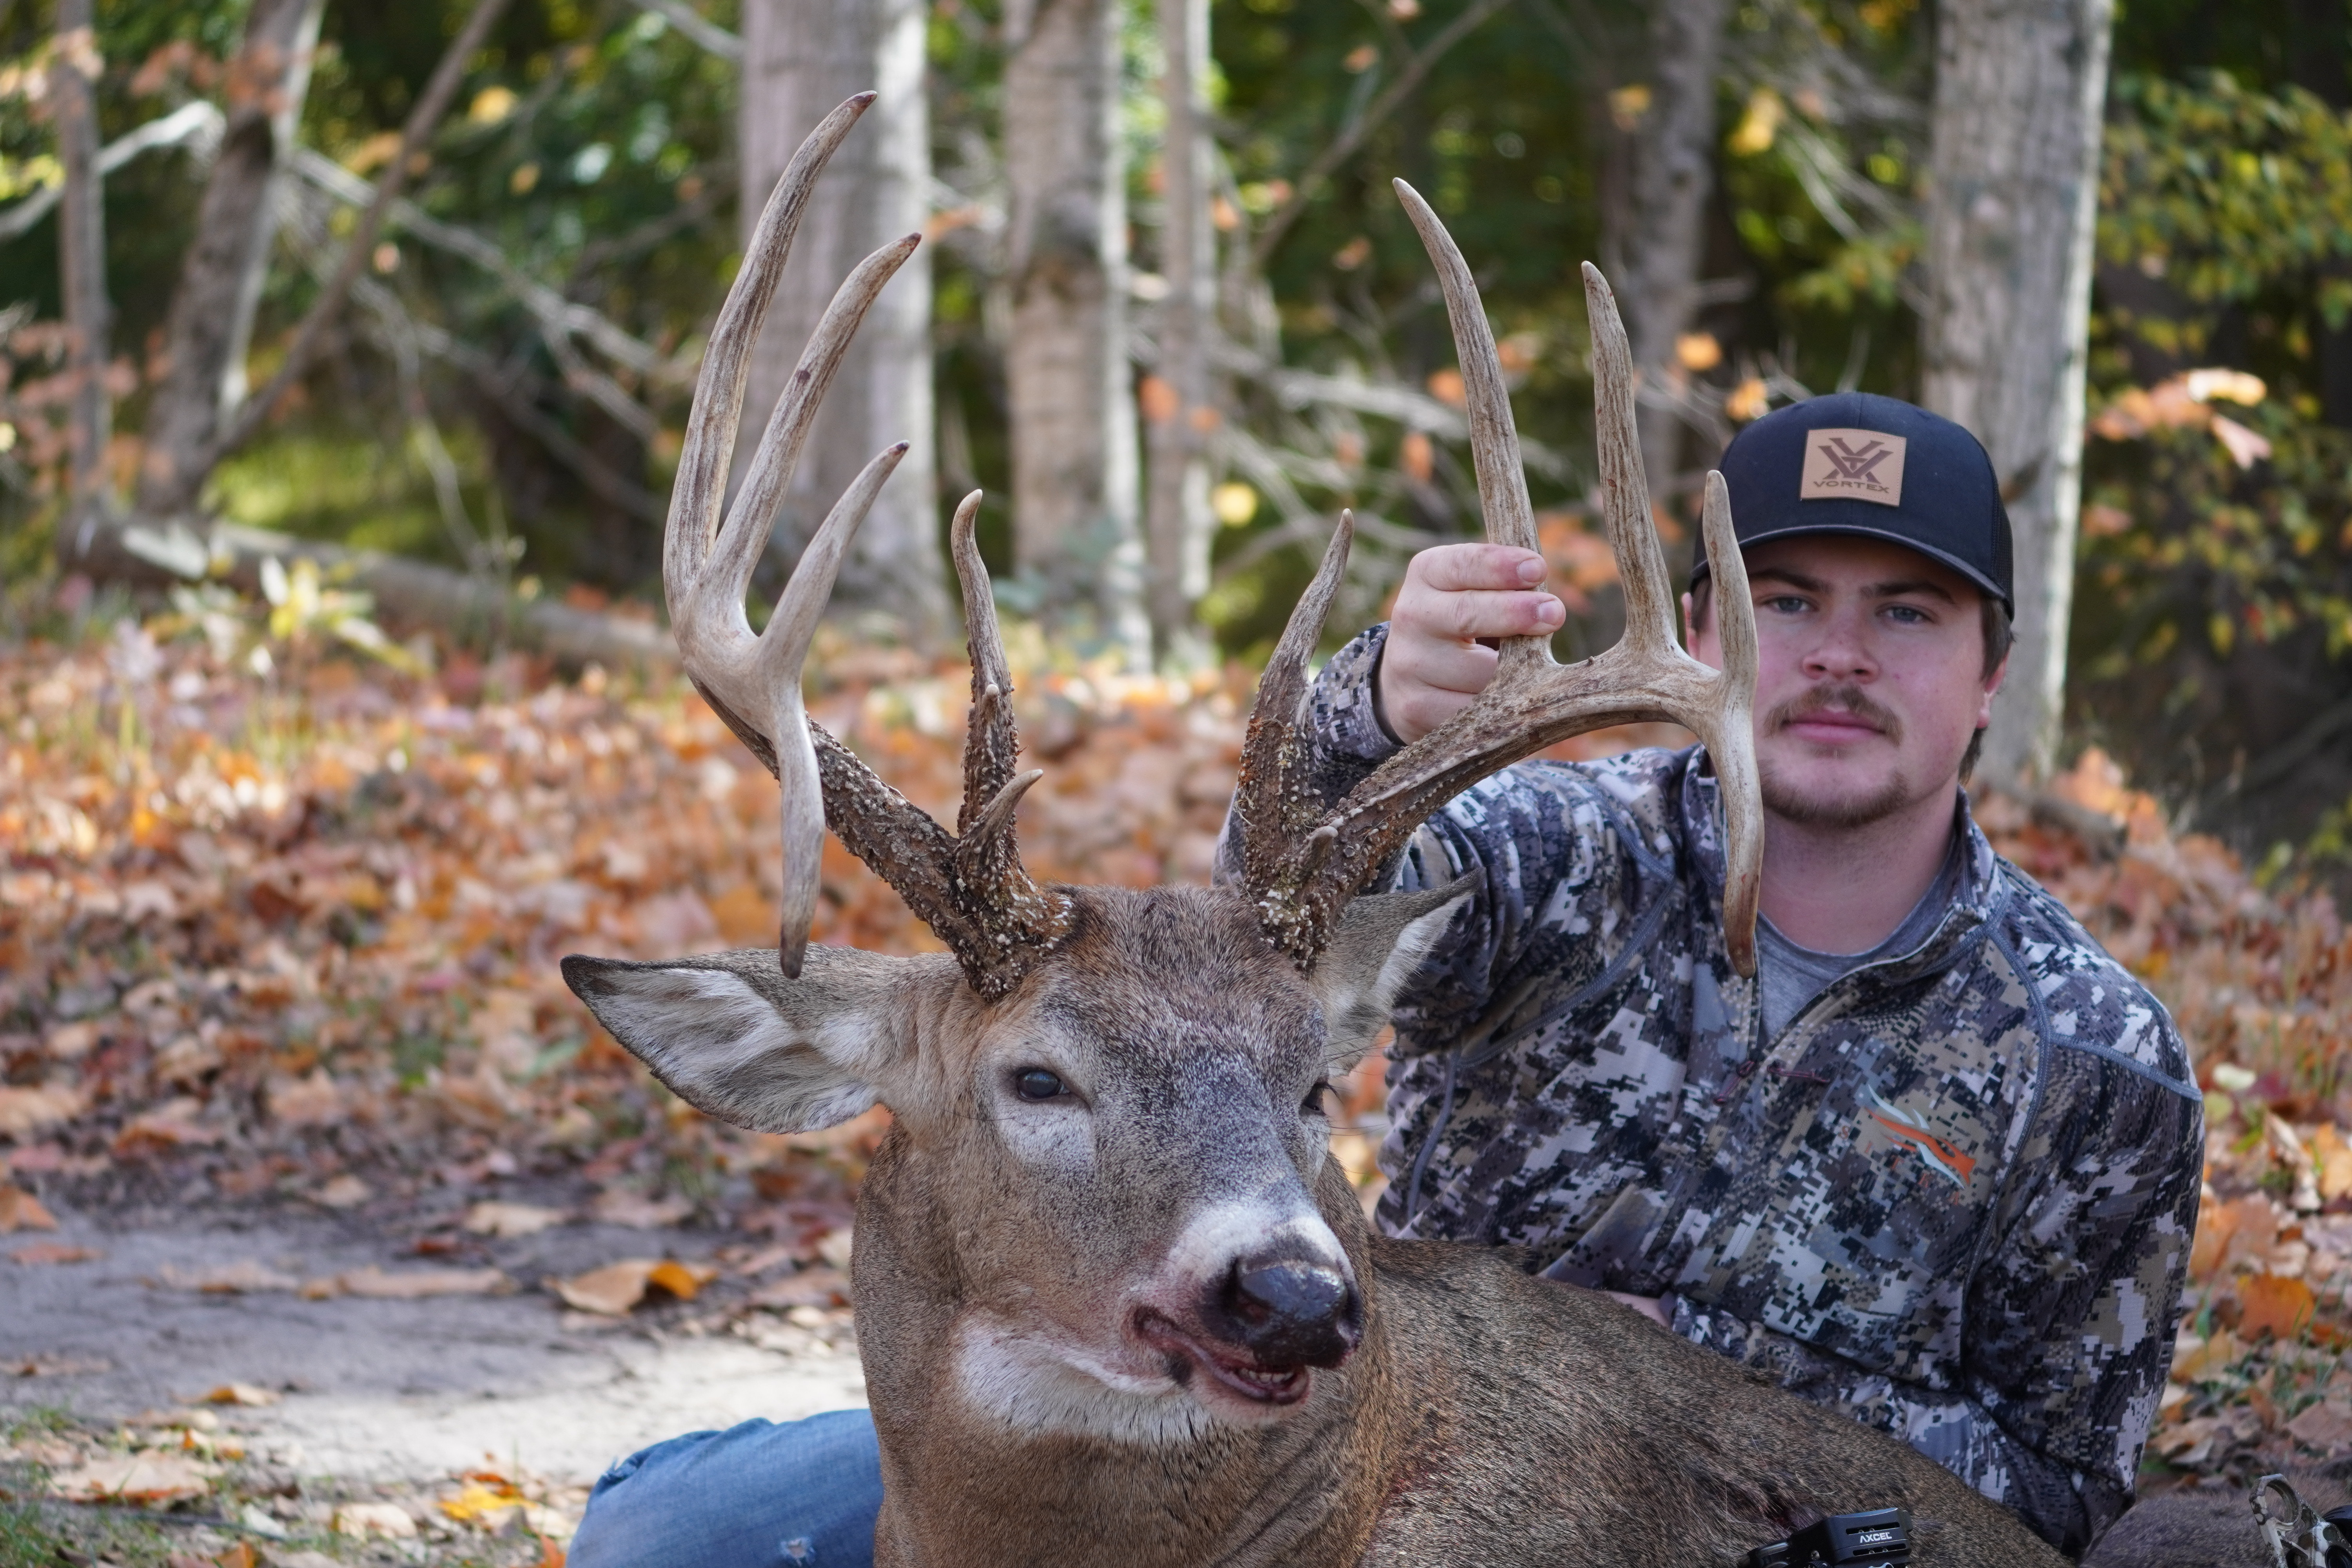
[2239,1273,2317,1340]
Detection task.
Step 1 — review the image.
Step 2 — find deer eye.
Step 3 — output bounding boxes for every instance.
[1303,1081,1335,1117]
[1013,1068,1067,1102]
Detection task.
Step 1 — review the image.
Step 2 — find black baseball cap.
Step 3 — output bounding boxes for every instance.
[1689,391,2014,613]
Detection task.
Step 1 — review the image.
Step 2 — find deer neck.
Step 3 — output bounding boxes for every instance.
[850,1133,1411,1568]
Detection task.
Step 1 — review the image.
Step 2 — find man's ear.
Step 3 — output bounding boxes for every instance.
[1310,875,1476,1069]
[560,946,952,1134]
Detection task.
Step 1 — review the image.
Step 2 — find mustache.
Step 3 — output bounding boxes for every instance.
[1764,684,1903,742]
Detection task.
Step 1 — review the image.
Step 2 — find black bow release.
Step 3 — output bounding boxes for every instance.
[1748,1507,1911,1568]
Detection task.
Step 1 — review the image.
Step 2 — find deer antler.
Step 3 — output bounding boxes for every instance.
[1231,180,1763,977]
[666,94,1069,995]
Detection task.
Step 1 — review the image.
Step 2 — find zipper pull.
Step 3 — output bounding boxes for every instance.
[1713,1056,1759,1104]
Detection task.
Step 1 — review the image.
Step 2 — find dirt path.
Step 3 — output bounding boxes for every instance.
[3,1196,867,1561]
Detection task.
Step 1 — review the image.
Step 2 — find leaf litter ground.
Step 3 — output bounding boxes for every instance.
[1,613,2347,1560]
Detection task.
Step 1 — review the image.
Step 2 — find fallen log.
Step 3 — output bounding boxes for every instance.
[83,513,677,670]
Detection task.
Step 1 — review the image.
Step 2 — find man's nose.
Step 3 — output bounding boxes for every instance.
[1798,608,1878,681]
[1202,1250,1362,1368]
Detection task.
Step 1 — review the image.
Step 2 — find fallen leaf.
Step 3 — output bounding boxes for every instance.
[267,1071,345,1127]
[260,1551,342,1568]
[48,1451,215,1504]
[746,1266,848,1310]
[205,1382,282,1407]
[2327,1147,2352,1203]
[159,1259,302,1294]
[440,1478,525,1527]
[2172,1327,2245,1382]
[114,1098,226,1156]
[11,1242,97,1264]
[316,1174,372,1209]
[8,1354,109,1376]
[646,1258,718,1302]
[552,1259,655,1316]
[2190,1194,2279,1281]
[465,1200,567,1238]
[0,1085,84,1138]
[2240,1273,2318,1339]
[590,1188,692,1229]
[0,1186,58,1232]
[2290,1399,2352,1452]
[332,1264,511,1299]
[333,1501,418,1539]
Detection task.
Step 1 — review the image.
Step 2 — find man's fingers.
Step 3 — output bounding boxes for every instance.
[1398,637,1499,695]
[1412,543,1548,593]
[1410,588,1565,642]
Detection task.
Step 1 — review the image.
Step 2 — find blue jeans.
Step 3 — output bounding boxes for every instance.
[568,1409,884,1568]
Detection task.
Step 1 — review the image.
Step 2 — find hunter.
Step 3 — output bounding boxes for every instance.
[566,392,2201,1566]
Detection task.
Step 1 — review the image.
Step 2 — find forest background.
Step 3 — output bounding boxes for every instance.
[7,0,2352,1559]
[4,0,2352,863]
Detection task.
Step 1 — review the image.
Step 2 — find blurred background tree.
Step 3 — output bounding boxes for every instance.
[2,0,2350,877]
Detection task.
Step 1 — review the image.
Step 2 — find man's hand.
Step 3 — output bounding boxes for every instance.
[1377,544,1564,744]
[1603,1290,1671,1328]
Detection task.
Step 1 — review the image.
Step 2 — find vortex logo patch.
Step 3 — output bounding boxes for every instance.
[1800,428,1906,507]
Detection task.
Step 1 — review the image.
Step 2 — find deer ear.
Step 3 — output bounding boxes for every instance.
[1311,876,1475,1067]
[560,946,942,1134]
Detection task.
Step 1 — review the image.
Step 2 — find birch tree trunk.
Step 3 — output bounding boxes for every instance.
[1919,0,2113,780]
[739,0,947,639]
[1598,0,1731,499]
[53,0,111,544]
[1002,0,1149,663]
[1143,0,1215,664]
[138,0,327,521]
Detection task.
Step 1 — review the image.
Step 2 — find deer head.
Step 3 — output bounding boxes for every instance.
[563,104,1760,1438]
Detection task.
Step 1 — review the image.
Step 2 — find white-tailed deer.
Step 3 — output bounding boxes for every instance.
[564,96,2071,1566]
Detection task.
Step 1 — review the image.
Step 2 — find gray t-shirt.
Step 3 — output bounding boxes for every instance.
[1755,835,1965,1039]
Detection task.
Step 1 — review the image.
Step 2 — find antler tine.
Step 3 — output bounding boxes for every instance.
[1392,181,1539,566]
[949,491,1020,835]
[693,232,922,642]
[1230,511,1355,941]
[1236,201,1763,976]
[1580,262,1680,658]
[663,93,872,602]
[1696,470,1760,975]
[754,441,909,976]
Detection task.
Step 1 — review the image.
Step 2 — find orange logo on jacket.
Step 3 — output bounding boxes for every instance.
[1864,1088,1976,1188]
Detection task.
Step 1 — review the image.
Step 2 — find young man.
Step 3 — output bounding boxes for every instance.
[1306,392,2200,1555]
[568,394,2198,1565]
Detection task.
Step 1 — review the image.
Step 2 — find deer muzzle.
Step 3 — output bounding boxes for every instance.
[1212,1255,1361,1371]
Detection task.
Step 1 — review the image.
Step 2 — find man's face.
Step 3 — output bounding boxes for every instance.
[1685,535,2005,829]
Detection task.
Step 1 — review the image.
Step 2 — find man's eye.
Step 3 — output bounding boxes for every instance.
[1762,595,1809,615]
[1303,1081,1335,1117]
[1013,1068,1067,1102]
[1885,604,1929,625]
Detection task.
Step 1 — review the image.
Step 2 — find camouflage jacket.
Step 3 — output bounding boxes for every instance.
[1243,625,2203,1556]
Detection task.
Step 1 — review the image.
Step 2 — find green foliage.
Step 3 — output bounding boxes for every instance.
[2102,73,2352,330]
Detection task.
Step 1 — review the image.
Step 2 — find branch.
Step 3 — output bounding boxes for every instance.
[0,100,225,245]
[1249,0,1517,268]
[203,0,514,471]
[289,150,692,384]
[623,0,743,60]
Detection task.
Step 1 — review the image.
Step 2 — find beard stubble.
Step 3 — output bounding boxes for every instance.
[1758,684,1914,829]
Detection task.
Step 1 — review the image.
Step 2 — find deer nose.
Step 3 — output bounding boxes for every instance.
[1210,1256,1361,1368]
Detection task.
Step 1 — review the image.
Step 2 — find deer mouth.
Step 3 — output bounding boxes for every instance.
[1134,1310,1314,1406]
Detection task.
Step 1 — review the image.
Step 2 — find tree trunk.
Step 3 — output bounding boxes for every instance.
[1002,0,1149,663]
[738,0,947,641]
[1598,0,1731,503]
[137,0,327,521]
[53,0,111,546]
[1919,0,2113,780]
[1143,0,1214,664]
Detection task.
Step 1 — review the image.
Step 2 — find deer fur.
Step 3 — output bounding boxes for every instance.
[568,882,2066,1568]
